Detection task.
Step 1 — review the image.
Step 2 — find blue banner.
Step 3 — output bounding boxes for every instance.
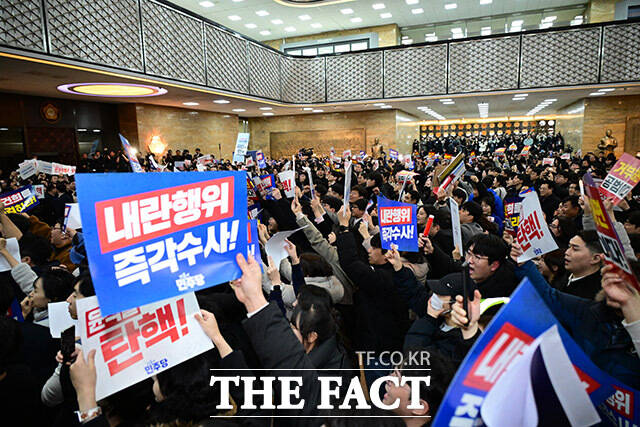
[7,298,24,322]
[433,278,639,426]
[389,149,399,160]
[256,150,266,169]
[119,134,143,173]
[76,171,248,315]
[0,185,39,214]
[376,196,417,252]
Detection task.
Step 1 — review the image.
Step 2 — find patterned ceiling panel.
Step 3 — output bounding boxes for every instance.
[281,56,325,103]
[326,52,383,101]
[601,23,640,83]
[449,36,520,93]
[384,44,447,97]
[1,0,45,51]
[205,25,249,93]
[521,27,601,87]
[248,43,281,100]
[141,0,206,84]
[46,0,143,71]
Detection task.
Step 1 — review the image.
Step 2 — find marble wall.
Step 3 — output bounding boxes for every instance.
[396,111,420,155]
[118,104,240,159]
[555,100,585,152]
[247,110,399,157]
[582,95,640,156]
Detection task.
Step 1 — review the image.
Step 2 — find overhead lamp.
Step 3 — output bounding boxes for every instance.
[542,16,557,22]
[445,3,457,10]
[380,105,393,109]
[589,92,605,96]
[228,15,241,21]
[480,0,492,4]
[57,82,167,97]
[78,128,87,131]
[263,112,274,116]
[340,8,354,14]
[256,10,269,16]
[451,27,463,33]
[183,102,199,106]
[350,17,362,23]
[232,108,246,112]
[260,30,271,36]
[374,103,386,106]
[299,14,311,21]
[380,13,392,18]
[199,1,214,7]
[312,109,324,112]
[442,101,455,105]
[598,88,615,92]
[259,107,272,110]
[412,8,424,14]
[373,3,386,9]
[402,39,413,45]
[244,23,257,29]
[511,19,523,27]
[213,99,230,104]
[311,23,323,28]
[406,0,419,4]
[481,26,491,35]
[284,26,296,32]
[303,107,313,111]
[271,19,283,25]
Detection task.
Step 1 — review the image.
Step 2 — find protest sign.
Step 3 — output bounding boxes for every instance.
[0,238,20,272]
[63,203,82,231]
[516,192,558,262]
[119,134,143,173]
[36,161,53,175]
[504,194,524,235]
[495,147,506,157]
[343,160,352,206]
[358,150,366,161]
[599,153,640,205]
[76,171,248,315]
[278,170,295,198]
[48,301,76,338]
[520,146,530,156]
[437,152,465,185]
[196,155,214,166]
[1,185,39,214]
[253,174,275,199]
[508,143,517,151]
[396,171,418,183]
[377,196,418,252]
[449,198,463,255]
[19,159,37,179]
[388,149,399,160]
[52,162,76,176]
[265,226,307,267]
[247,219,259,261]
[7,298,23,322]
[233,133,249,163]
[174,161,185,171]
[561,152,571,160]
[303,167,315,198]
[33,184,45,199]
[256,150,266,169]
[481,325,601,427]
[77,293,213,401]
[432,278,620,427]
[583,173,640,292]
[343,149,352,159]
[543,157,555,166]
[245,156,255,167]
[196,163,206,172]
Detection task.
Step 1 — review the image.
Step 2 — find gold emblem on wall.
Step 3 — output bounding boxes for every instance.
[40,102,61,124]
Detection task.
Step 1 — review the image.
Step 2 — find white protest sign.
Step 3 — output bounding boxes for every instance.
[233,133,250,163]
[0,237,20,272]
[516,192,558,263]
[19,159,38,179]
[542,158,554,166]
[48,301,76,338]
[245,156,255,167]
[278,170,295,198]
[36,161,53,175]
[196,163,206,172]
[63,203,82,231]
[265,226,307,267]
[174,161,185,170]
[303,167,314,198]
[343,160,352,206]
[33,185,45,199]
[449,198,463,254]
[77,293,213,401]
[343,149,352,159]
[52,162,76,176]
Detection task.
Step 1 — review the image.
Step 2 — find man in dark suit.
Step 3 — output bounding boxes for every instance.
[538,180,560,222]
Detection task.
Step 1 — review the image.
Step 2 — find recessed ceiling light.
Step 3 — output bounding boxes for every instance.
[93,129,101,133]
[481,26,491,35]
[445,3,457,9]
[303,107,313,111]
[440,99,452,102]
[544,99,557,102]
[213,99,230,104]
[406,0,419,4]
[57,82,167,97]
[284,26,296,32]
[451,27,463,33]
[232,108,246,112]
[350,17,362,23]
[199,1,214,7]
[425,34,438,41]
[340,8,354,14]
[228,15,241,21]
[542,16,557,22]
[78,128,87,131]
[380,12,392,18]
[401,39,413,45]
[539,22,553,29]
[232,0,243,2]
[311,23,322,28]
[260,30,271,36]
[412,8,424,14]
[263,112,274,116]
[598,88,615,92]
[480,0,492,4]
[511,19,524,26]
[271,19,283,25]
[312,109,324,112]
[183,102,199,106]
[259,107,272,110]
[442,101,455,105]
[245,23,257,29]
[299,14,311,21]
[373,3,386,9]
[589,92,605,96]
[256,10,269,16]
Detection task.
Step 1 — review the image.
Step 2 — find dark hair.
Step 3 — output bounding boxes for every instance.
[553,216,579,248]
[39,268,74,302]
[0,283,15,313]
[18,234,52,266]
[291,293,336,346]
[539,180,555,189]
[466,234,509,264]
[578,230,604,255]
[452,188,468,202]
[404,189,419,203]
[350,198,367,211]
[299,253,333,277]
[351,185,367,199]
[322,195,343,212]
[366,172,383,187]
[102,379,155,425]
[76,271,95,297]
[627,211,640,228]
[562,195,580,209]
[479,196,494,215]
[542,249,567,283]
[370,233,387,254]
[6,214,30,235]
[0,317,22,374]
[150,354,219,423]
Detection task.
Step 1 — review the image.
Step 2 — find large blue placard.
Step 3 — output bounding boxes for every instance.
[376,196,418,252]
[76,171,248,315]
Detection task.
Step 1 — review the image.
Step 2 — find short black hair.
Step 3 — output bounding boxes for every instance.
[562,195,580,209]
[19,234,52,266]
[578,230,603,255]
[321,195,343,212]
[350,198,368,211]
[299,253,333,277]
[467,234,509,264]
[626,211,640,228]
[370,233,387,254]
[76,271,95,297]
[39,268,75,302]
[452,188,467,203]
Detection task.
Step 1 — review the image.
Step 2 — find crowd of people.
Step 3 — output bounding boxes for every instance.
[0,132,639,426]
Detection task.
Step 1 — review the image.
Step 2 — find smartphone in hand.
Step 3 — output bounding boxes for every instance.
[61,326,76,364]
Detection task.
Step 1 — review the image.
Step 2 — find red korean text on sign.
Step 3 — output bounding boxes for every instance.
[87,299,189,376]
[516,210,542,252]
[463,322,534,391]
[95,177,234,254]
[379,206,413,226]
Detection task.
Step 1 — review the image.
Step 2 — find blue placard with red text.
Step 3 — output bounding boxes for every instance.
[376,196,417,252]
[256,150,266,169]
[389,149,399,160]
[0,185,39,214]
[432,278,639,426]
[76,171,248,315]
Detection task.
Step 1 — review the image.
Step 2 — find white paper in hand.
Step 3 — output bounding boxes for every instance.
[449,198,463,255]
[63,203,82,231]
[48,301,76,338]
[0,238,20,272]
[265,226,308,267]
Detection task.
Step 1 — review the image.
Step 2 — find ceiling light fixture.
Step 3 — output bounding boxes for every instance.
[228,15,241,21]
[373,3,385,9]
[380,13,392,18]
[256,10,269,16]
[481,26,491,35]
[260,30,271,36]
[57,82,167,97]
[271,19,283,25]
[312,109,324,113]
[299,14,311,21]
[232,108,246,112]
[589,92,605,96]
[263,112,274,116]
[478,102,489,118]
[311,23,322,28]
[412,8,424,14]
[213,99,230,104]
[284,26,296,32]
[259,107,272,110]
[244,23,257,29]
[340,8,354,14]
[445,3,457,10]
[182,102,199,106]
[598,88,615,92]
[199,1,214,7]
[381,105,393,109]
[303,107,313,111]
[350,17,362,23]
[418,106,445,120]
[480,0,492,4]
[442,101,455,105]
[406,0,419,4]
[542,16,557,22]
